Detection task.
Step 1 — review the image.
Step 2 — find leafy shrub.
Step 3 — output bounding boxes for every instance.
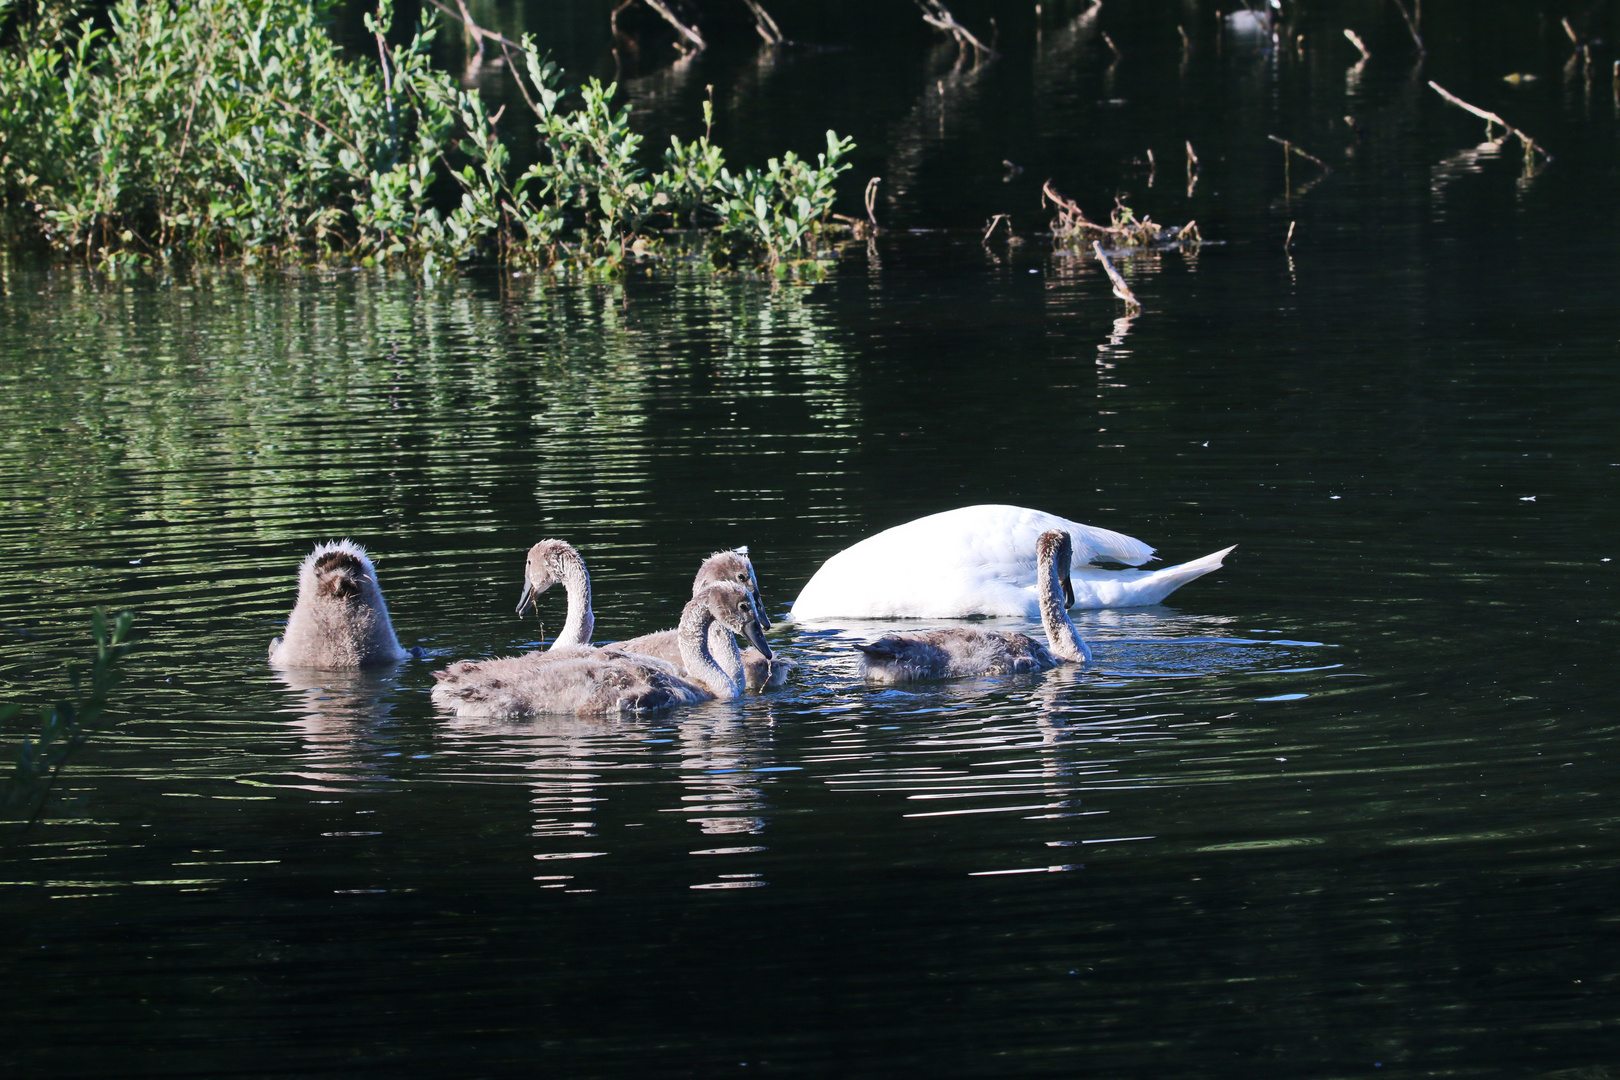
[0,0,854,274]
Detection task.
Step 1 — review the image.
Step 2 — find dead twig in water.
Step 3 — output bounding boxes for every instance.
[740,0,785,45]
[1427,81,1552,163]
[1185,140,1199,196]
[983,214,1012,243]
[1102,32,1121,57]
[1285,220,1296,249]
[833,177,884,239]
[1092,241,1141,314]
[1390,0,1425,56]
[914,0,997,60]
[1043,180,1200,249]
[1268,135,1332,173]
[643,0,706,52]
[426,0,533,55]
[1343,28,1371,61]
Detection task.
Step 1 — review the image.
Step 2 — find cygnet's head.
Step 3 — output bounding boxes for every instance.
[1035,529,1076,607]
[302,540,385,606]
[696,549,770,629]
[694,580,773,659]
[516,539,586,616]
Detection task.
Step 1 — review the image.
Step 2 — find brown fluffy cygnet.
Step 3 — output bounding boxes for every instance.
[856,529,1091,683]
[613,548,794,691]
[269,540,408,669]
[431,581,771,718]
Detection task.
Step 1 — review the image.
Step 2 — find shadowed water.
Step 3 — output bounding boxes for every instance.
[4,1,1620,1076]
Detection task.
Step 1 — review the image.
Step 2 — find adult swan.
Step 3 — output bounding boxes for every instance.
[790,505,1235,619]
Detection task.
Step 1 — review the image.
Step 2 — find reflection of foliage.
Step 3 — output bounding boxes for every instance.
[2,611,135,830]
[0,266,863,582]
[0,0,853,275]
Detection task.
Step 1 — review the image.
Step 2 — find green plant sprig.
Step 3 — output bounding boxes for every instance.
[1,610,136,832]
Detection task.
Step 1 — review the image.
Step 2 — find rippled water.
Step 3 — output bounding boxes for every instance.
[6,1,1620,1076]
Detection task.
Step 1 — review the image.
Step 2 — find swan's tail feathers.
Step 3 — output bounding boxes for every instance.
[1071,521,1158,567]
[1131,544,1236,605]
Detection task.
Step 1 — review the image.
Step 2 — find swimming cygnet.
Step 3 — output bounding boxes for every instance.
[856,529,1091,683]
[515,538,595,648]
[431,581,771,718]
[269,540,408,669]
[614,548,795,691]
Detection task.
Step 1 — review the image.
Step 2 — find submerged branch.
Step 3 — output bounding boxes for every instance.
[1043,180,1199,250]
[643,0,707,52]
[1390,0,1425,56]
[1428,81,1551,162]
[915,0,997,60]
[740,0,785,45]
[1267,135,1332,172]
[424,0,533,55]
[1092,241,1141,314]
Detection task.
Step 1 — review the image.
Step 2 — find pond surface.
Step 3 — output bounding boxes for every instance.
[4,1,1620,1076]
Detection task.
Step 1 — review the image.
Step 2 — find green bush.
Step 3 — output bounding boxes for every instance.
[0,0,854,274]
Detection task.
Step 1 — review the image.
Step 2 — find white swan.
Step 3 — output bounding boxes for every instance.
[613,548,795,691]
[430,581,771,718]
[515,539,594,648]
[857,529,1091,683]
[792,504,1235,619]
[269,540,408,668]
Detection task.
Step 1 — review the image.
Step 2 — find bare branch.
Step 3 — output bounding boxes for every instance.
[1267,134,1332,172]
[643,0,706,52]
[1390,0,1424,56]
[1092,241,1141,313]
[914,0,996,60]
[1427,81,1551,162]
[424,0,533,55]
[740,0,784,45]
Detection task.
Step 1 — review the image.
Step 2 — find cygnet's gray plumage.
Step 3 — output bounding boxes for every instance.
[856,529,1091,683]
[516,538,594,649]
[269,540,408,669]
[613,549,795,692]
[431,581,772,718]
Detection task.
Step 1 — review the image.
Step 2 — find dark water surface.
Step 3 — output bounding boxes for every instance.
[5,1,1620,1076]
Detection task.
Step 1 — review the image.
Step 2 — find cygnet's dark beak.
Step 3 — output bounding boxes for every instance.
[752,585,771,630]
[1061,569,1075,609]
[516,578,537,618]
[743,614,773,660]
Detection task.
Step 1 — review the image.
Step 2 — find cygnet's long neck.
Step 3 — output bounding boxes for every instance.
[680,599,741,699]
[707,621,745,686]
[551,549,594,648]
[1038,540,1092,663]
